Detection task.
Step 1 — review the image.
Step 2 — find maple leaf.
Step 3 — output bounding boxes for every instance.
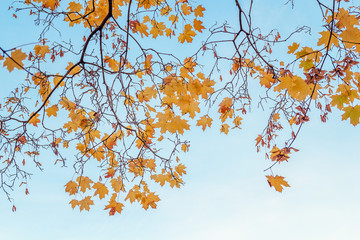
[151,174,167,187]
[169,14,178,24]
[193,19,205,33]
[69,199,79,209]
[76,176,93,193]
[93,182,109,199]
[105,194,124,215]
[317,31,339,48]
[287,42,300,54]
[78,196,94,211]
[194,5,205,17]
[28,113,41,127]
[175,163,186,176]
[178,24,196,43]
[341,105,360,126]
[181,143,189,152]
[46,105,59,117]
[196,115,213,131]
[259,72,276,88]
[266,175,290,192]
[220,124,229,134]
[65,62,81,75]
[104,56,119,71]
[110,176,124,193]
[274,75,311,101]
[3,49,27,72]
[34,45,50,58]
[181,3,192,15]
[65,181,78,195]
[150,20,166,38]
[67,1,82,12]
[272,113,280,122]
[219,97,232,114]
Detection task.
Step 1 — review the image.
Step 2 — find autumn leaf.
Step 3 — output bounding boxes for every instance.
[341,105,360,126]
[178,24,196,43]
[220,124,229,134]
[266,175,290,192]
[287,42,300,54]
[193,19,205,32]
[28,113,41,127]
[317,31,339,48]
[67,1,82,12]
[34,45,50,58]
[219,97,232,113]
[175,163,186,176]
[69,199,79,209]
[181,3,192,15]
[194,5,205,17]
[196,115,212,131]
[93,182,109,199]
[76,176,93,193]
[46,105,59,117]
[65,181,78,195]
[3,49,27,72]
[78,196,94,211]
[110,177,124,193]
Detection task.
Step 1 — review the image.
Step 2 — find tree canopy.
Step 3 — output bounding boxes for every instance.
[1,0,360,214]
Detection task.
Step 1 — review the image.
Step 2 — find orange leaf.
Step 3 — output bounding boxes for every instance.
[3,49,27,72]
[194,5,205,17]
[76,176,93,193]
[46,105,59,117]
[266,175,290,192]
[65,181,78,195]
[93,182,109,199]
[78,196,94,211]
[196,115,213,131]
[178,24,196,43]
[29,113,40,127]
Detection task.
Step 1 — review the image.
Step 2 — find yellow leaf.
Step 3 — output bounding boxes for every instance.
[78,196,94,211]
[193,19,205,33]
[34,45,50,58]
[196,115,213,131]
[317,31,339,48]
[175,163,186,176]
[104,56,119,71]
[69,199,79,209]
[29,113,40,127]
[178,24,196,43]
[169,14,178,24]
[219,97,232,114]
[181,3,192,15]
[46,105,59,117]
[93,182,109,199]
[272,113,280,122]
[194,5,205,17]
[65,181,78,195]
[220,124,229,134]
[341,105,360,126]
[65,62,81,75]
[67,1,82,12]
[340,27,360,49]
[181,143,189,152]
[266,175,290,192]
[259,72,276,88]
[76,176,93,193]
[110,177,124,193]
[3,49,27,72]
[287,42,300,54]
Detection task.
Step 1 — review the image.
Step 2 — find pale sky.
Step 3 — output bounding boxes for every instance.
[1,1,360,240]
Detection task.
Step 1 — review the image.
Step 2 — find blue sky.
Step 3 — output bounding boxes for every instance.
[1,1,360,239]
